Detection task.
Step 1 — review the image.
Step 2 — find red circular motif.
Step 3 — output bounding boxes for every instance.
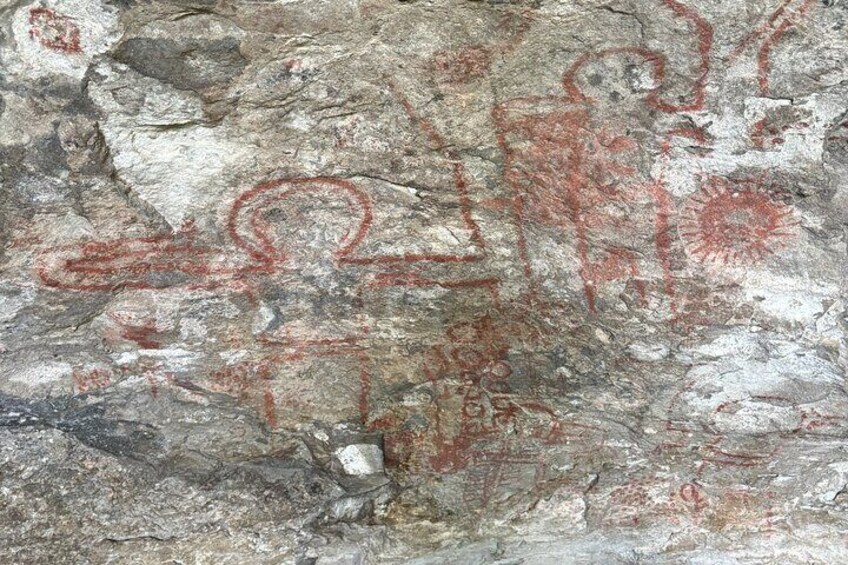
[227,177,372,264]
[679,177,797,265]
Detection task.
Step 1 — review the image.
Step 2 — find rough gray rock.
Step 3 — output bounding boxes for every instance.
[1,0,847,563]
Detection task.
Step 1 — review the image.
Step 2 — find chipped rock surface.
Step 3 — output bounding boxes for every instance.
[1,0,848,563]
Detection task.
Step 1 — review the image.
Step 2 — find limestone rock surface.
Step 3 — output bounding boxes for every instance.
[1,0,848,563]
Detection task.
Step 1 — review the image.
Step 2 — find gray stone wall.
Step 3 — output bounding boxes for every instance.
[1,0,847,562]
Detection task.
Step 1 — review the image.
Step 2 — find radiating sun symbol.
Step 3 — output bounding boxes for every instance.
[679,176,797,265]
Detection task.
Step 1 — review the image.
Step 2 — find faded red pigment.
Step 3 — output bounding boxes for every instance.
[386,80,488,263]
[106,311,164,349]
[35,234,262,292]
[494,55,681,313]
[28,7,81,54]
[363,273,502,307]
[750,107,811,149]
[211,345,371,429]
[227,177,373,265]
[605,477,709,527]
[729,0,816,96]
[428,46,493,86]
[35,162,493,430]
[426,10,532,87]
[662,380,787,475]
[492,0,715,314]
[459,444,548,510]
[37,177,383,427]
[71,368,112,393]
[38,178,369,292]
[679,176,797,265]
[210,361,276,427]
[371,309,607,510]
[655,0,713,111]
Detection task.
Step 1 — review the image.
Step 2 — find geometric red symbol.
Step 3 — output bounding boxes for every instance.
[492,46,682,312]
[28,7,81,54]
[35,235,232,292]
[727,0,816,96]
[679,176,797,265]
[227,177,372,265]
[36,177,374,291]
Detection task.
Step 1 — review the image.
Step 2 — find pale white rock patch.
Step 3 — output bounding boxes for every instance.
[5,361,72,386]
[334,444,385,476]
[86,61,258,229]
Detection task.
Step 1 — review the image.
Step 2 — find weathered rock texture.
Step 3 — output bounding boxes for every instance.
[1,0,848,563]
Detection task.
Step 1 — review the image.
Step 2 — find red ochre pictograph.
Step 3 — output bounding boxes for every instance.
[654,0,713,112]
[728,0,816,96]
[28,7,82,54]
[210,345,371,430]
[105,311,166,349]
[71,367,112,393]
[370,310,608,509]
[603,476,709,527]
[490,0,715,315]
[36,178,380,426]
[385,81,487,264]
[749,105,812,151]
[36,178,362,292]
[426,10,532,87]
[428,45,493,86]
[35,231,261,292]
[711,490,778,531]
[36,150,495,425]
[37,139,486,288]
[750,115,810,149]
[211,361,278,428]
[679,176,797,265]
[227,177,373,265]
[605,479,781,530]
[658,380,792,475]
[493,52,681,313]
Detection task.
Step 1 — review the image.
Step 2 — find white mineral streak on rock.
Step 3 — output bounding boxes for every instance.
[662,93,848,198]
[0,285,35,323]
[627,341,670,361]
[511,489,588,537]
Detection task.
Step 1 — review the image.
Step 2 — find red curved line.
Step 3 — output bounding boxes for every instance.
[247,181,373,258]
[730,0,795,61]
[65,245,219,273]
[562,47,667,106]
[227,177,373,262]
[386,79,487,256]
[339,253,483,265]
[653,0,713,112]
[34,236,271,291]
[561,0,713,113]
[757,0,815,96]
[227,179,283,262]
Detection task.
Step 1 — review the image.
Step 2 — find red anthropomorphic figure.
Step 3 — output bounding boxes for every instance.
[494,49,674,314]
[37,178,376,427]
[493,0,712,316]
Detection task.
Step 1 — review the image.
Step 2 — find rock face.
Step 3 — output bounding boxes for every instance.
[1,0,847,562]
